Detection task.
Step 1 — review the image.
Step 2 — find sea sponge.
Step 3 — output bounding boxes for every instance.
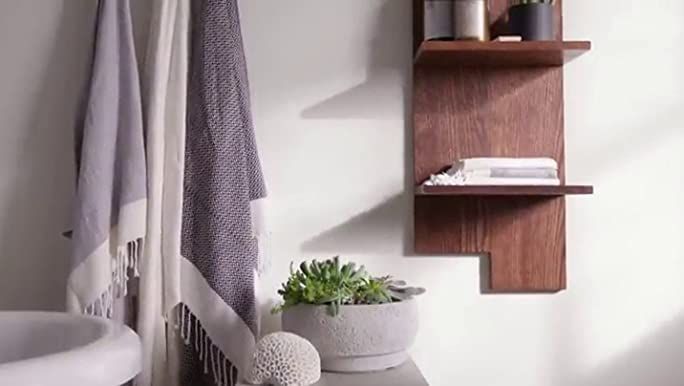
[245,332,321,386]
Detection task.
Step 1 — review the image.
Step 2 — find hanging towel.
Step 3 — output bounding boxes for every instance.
[67,0,146,317]
[135,1,190,386]
[174,0,268,385]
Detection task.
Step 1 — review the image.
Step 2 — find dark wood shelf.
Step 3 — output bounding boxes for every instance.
[412,0,592,292]
[416,185,594,196]
[414,40,591,67]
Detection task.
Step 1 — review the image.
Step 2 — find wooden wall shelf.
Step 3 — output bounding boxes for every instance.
[412,0,592,292]
[416,185,594,196]
[415,41,591,67]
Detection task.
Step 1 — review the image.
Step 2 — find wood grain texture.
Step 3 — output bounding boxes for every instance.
[413,0,571,292]
[415,196,566,291]
[416,185,593,196]
[413,65,565,184]
[415,41,591,67]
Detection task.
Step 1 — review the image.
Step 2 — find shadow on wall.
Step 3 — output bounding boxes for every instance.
[300,0,412,121]
[557,314,684,386]
[301,194,407,255]
[258,298,282,337]
[299,0,417,257]
[0,1,97,311]
[292,1,684,384]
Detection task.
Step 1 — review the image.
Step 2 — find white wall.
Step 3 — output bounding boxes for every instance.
[0,1,93,310]
[239,1,684,385]
[0,1,683,385]
[0,0,149,311]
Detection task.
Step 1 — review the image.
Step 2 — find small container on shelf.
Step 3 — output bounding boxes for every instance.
[424,0,454,41]
[453,0,490,41]
[509,0,556,41]
[494,35,523,42]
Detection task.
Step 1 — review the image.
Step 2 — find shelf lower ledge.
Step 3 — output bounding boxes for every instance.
[416,184,594,196]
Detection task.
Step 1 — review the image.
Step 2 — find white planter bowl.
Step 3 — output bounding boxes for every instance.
[281,299,418,373]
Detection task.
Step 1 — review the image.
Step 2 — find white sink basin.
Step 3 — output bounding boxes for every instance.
[0,312,141,386]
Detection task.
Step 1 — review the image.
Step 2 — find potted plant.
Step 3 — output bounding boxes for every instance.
[272,257,425,373]
[509,0,556,41]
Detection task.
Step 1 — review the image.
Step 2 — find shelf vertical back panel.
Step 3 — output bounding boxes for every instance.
[413,0,568,291]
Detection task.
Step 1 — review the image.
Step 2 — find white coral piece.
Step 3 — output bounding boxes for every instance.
[246,332,321,386]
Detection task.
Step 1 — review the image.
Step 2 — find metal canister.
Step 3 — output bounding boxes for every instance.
[453,0,490,41]
[424,0,454,41]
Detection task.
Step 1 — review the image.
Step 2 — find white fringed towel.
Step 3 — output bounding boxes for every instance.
[135,1,190,386]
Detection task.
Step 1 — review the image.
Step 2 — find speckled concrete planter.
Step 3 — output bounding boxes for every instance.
[281,299,419,373]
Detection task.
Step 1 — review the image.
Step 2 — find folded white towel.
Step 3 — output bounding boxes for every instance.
[424,173,560,186]
[423,157,560,186]
[450,167,558,179]
[460,177,560,186]
[455,157,558,171]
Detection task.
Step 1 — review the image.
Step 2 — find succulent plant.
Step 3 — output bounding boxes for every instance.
[354,277,394,305]
[386,278,427,301]
[273,257,426,317]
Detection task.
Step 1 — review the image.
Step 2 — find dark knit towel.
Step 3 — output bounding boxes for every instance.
[180,0,266,384]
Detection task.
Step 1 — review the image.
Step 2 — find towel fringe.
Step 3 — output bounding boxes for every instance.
[83,238,143,317]
[175,303,238,386]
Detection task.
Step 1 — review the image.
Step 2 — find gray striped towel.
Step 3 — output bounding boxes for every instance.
[67,0,146,317]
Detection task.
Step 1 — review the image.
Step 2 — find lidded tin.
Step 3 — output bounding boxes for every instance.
[453,0,490,41]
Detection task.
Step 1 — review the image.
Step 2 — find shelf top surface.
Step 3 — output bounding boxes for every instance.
[416,184,594,196]
[314,359,428,386]
[414,40,591,67]
[238,359,428,386]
